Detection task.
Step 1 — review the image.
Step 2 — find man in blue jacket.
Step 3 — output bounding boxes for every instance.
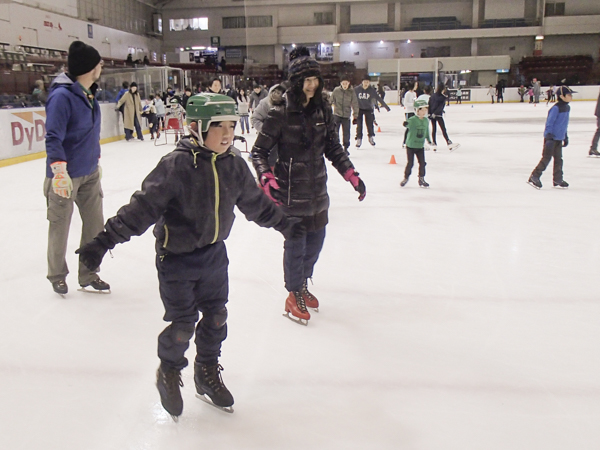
[528,86,574,189]
[44,41,109,295]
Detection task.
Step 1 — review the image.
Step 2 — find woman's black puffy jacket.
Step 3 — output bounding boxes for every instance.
[252,90,354,231]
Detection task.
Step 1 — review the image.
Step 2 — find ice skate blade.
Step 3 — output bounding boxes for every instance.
[195,393,234,413]
[553,185,568,189]
[588,155,600,158]
[55,293,66,298]
[419,185,430,189]
[77,287,111,294]
[527,181,541,190]
[448,143,460,152]
[282,312,308,326]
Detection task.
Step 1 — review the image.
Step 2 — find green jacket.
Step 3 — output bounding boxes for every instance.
[405,115,431,148]
[330,85,359,119]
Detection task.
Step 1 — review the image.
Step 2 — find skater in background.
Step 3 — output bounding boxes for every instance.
[249,84,267,112]
[331,75,359,154]
[402,82,417,148]
[75,93,302,420]
[528,85,534,103]
[401,99,432,188]
[532,78,541,104]
[154,93,166,131]
[589,88,600,157]
[417,84,432,104]
[354,74,390,147]
[141,99,159,139]
[236,88,250,134]
[456,87,462,104]
[487,85,495,104]
[251,83,287,167]
[429,83,458,151]
[252,46,366,326]
[44,41,109,296]
[518,85,526,102]
[528,86,575,189]
[117,81,143,141]
[495,82,504,103]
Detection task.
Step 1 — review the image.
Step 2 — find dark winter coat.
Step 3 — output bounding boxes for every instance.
[45,73,101,179]
[544,101,570,141]
[103,137,288,256]
[428,93,447,117]
[251,90,354,231]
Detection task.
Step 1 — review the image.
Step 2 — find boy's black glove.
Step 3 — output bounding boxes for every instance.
[75,231,116,271]
[563,137,569,147]
[280,217,305,240]
[403,121,408,127]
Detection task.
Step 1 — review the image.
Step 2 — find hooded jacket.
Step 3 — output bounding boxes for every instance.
[428,92,447,117]
[45,72,101,178]
[102,137,288,256]
[251,90,354,231]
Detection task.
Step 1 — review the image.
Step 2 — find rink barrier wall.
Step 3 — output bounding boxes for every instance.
[0,103,149,167]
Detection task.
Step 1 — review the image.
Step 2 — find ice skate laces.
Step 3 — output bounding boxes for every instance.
[301,280,316,303]
[203,364,227,392]
[293,291,308,313]
[162,367,183,393]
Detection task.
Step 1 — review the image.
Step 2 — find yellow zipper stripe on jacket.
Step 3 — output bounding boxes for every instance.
[211,152,220,243]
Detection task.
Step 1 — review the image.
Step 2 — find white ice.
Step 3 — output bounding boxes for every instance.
[1,100,599,450]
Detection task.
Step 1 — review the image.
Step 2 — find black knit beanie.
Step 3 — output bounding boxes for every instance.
[288,46,321,86]
[68,41,102,78]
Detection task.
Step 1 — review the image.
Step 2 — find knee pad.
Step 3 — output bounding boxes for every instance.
[205,307,228,329]
[171,323,195,343]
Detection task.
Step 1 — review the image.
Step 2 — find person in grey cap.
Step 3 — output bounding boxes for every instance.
[43,40,109,295]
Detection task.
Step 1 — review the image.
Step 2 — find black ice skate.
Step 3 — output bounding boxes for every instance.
[78,277,111,294]
[528,176,542,189]
[368,136,376,146]
[418,177,429,188]
[589,148,600,157]
[194,362,234,413]
[553,180,569,189]
[400,177,409,187]
[52,279,68,297]
[356,138,362,148]
[156,364,184,421]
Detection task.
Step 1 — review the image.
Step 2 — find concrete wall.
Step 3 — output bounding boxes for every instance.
[350,3,388,25]
[477,36,535,64]
[484,0,525,20]
[278,4,334,27]
[542,34,600,61]
[563,0,600,15]
[400,1,473,27]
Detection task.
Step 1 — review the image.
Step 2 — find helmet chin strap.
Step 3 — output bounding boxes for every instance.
[188,119,204,146]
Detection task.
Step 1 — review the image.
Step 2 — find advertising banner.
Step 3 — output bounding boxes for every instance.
[0,108,47,161]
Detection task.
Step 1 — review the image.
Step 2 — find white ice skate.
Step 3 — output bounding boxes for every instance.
[447,142,460,152]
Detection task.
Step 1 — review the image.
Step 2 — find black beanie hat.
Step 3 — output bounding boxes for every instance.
[288,46,321,86]
[68,41,102,78]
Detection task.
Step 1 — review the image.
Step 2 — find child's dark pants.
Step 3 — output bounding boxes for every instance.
[532,139,564,182]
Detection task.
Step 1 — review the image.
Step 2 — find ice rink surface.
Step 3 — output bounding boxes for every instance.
[1,99,599,450]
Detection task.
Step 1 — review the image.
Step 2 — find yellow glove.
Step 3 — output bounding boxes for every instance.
[50,161,73,198]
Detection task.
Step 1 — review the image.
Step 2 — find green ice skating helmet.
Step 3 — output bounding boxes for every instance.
[186,93,239,132]
[414,99,428,110]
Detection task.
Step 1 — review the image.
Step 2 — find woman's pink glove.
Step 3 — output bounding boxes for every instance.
[260,172,282,205]
[343,169,366,201]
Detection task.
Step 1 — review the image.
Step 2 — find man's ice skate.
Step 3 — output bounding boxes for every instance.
[78,277,111,294]
[553,180,569,189]
[528,175,542,189]
[418,177,429,188]
[156,364,184,421]
[447,141,460,152]
[301,279,319,311]
[589,148,600,157]
[194,362,234,413]
[283,291,310,325]
[355,138,362,148]
[368,136,376,146]
[400,177,409,187]
[52,279,68,297]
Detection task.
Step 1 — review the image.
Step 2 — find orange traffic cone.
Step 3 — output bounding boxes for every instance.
[389,155,397,164]
[377,126,382,132]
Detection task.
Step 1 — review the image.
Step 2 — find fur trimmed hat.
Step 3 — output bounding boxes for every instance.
[288,46,321,86]
[68,41,101,78]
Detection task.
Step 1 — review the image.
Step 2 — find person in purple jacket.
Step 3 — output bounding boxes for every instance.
[43,41,110,296]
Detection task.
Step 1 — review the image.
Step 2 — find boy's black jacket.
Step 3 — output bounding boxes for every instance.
[103,136,288,255]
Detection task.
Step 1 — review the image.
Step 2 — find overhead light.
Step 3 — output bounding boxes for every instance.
[350,41,354,45]
[191,46,206,50]
[291,43,296,48]
[380,40,384,44]
[535,35,544,40]
[179,47,184,51]
[333,42,340,47]
[321,42,325,46]
[407,39,411,44]
[460,69,471,74]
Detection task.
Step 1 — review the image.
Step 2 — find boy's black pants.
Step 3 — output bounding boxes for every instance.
[333,115,351,150]
[156,242,229,370]
[356,108,375,139]
[405,147,426,178]
[532,139,564,182]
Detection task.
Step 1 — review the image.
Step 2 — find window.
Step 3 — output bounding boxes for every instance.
[222,15,272,29]
[223,16,246,29]
[169,17,208,31]
[545,2,565,16]
[314,12,333,25]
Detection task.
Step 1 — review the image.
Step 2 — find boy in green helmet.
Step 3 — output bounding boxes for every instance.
[401,98,433,188]
[75,93,301,419]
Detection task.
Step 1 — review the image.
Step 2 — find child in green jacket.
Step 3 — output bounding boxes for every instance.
[401,99,432,188]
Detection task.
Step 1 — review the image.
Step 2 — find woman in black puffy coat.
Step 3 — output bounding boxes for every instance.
[428,83,456,150]
[251,46,366,325]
